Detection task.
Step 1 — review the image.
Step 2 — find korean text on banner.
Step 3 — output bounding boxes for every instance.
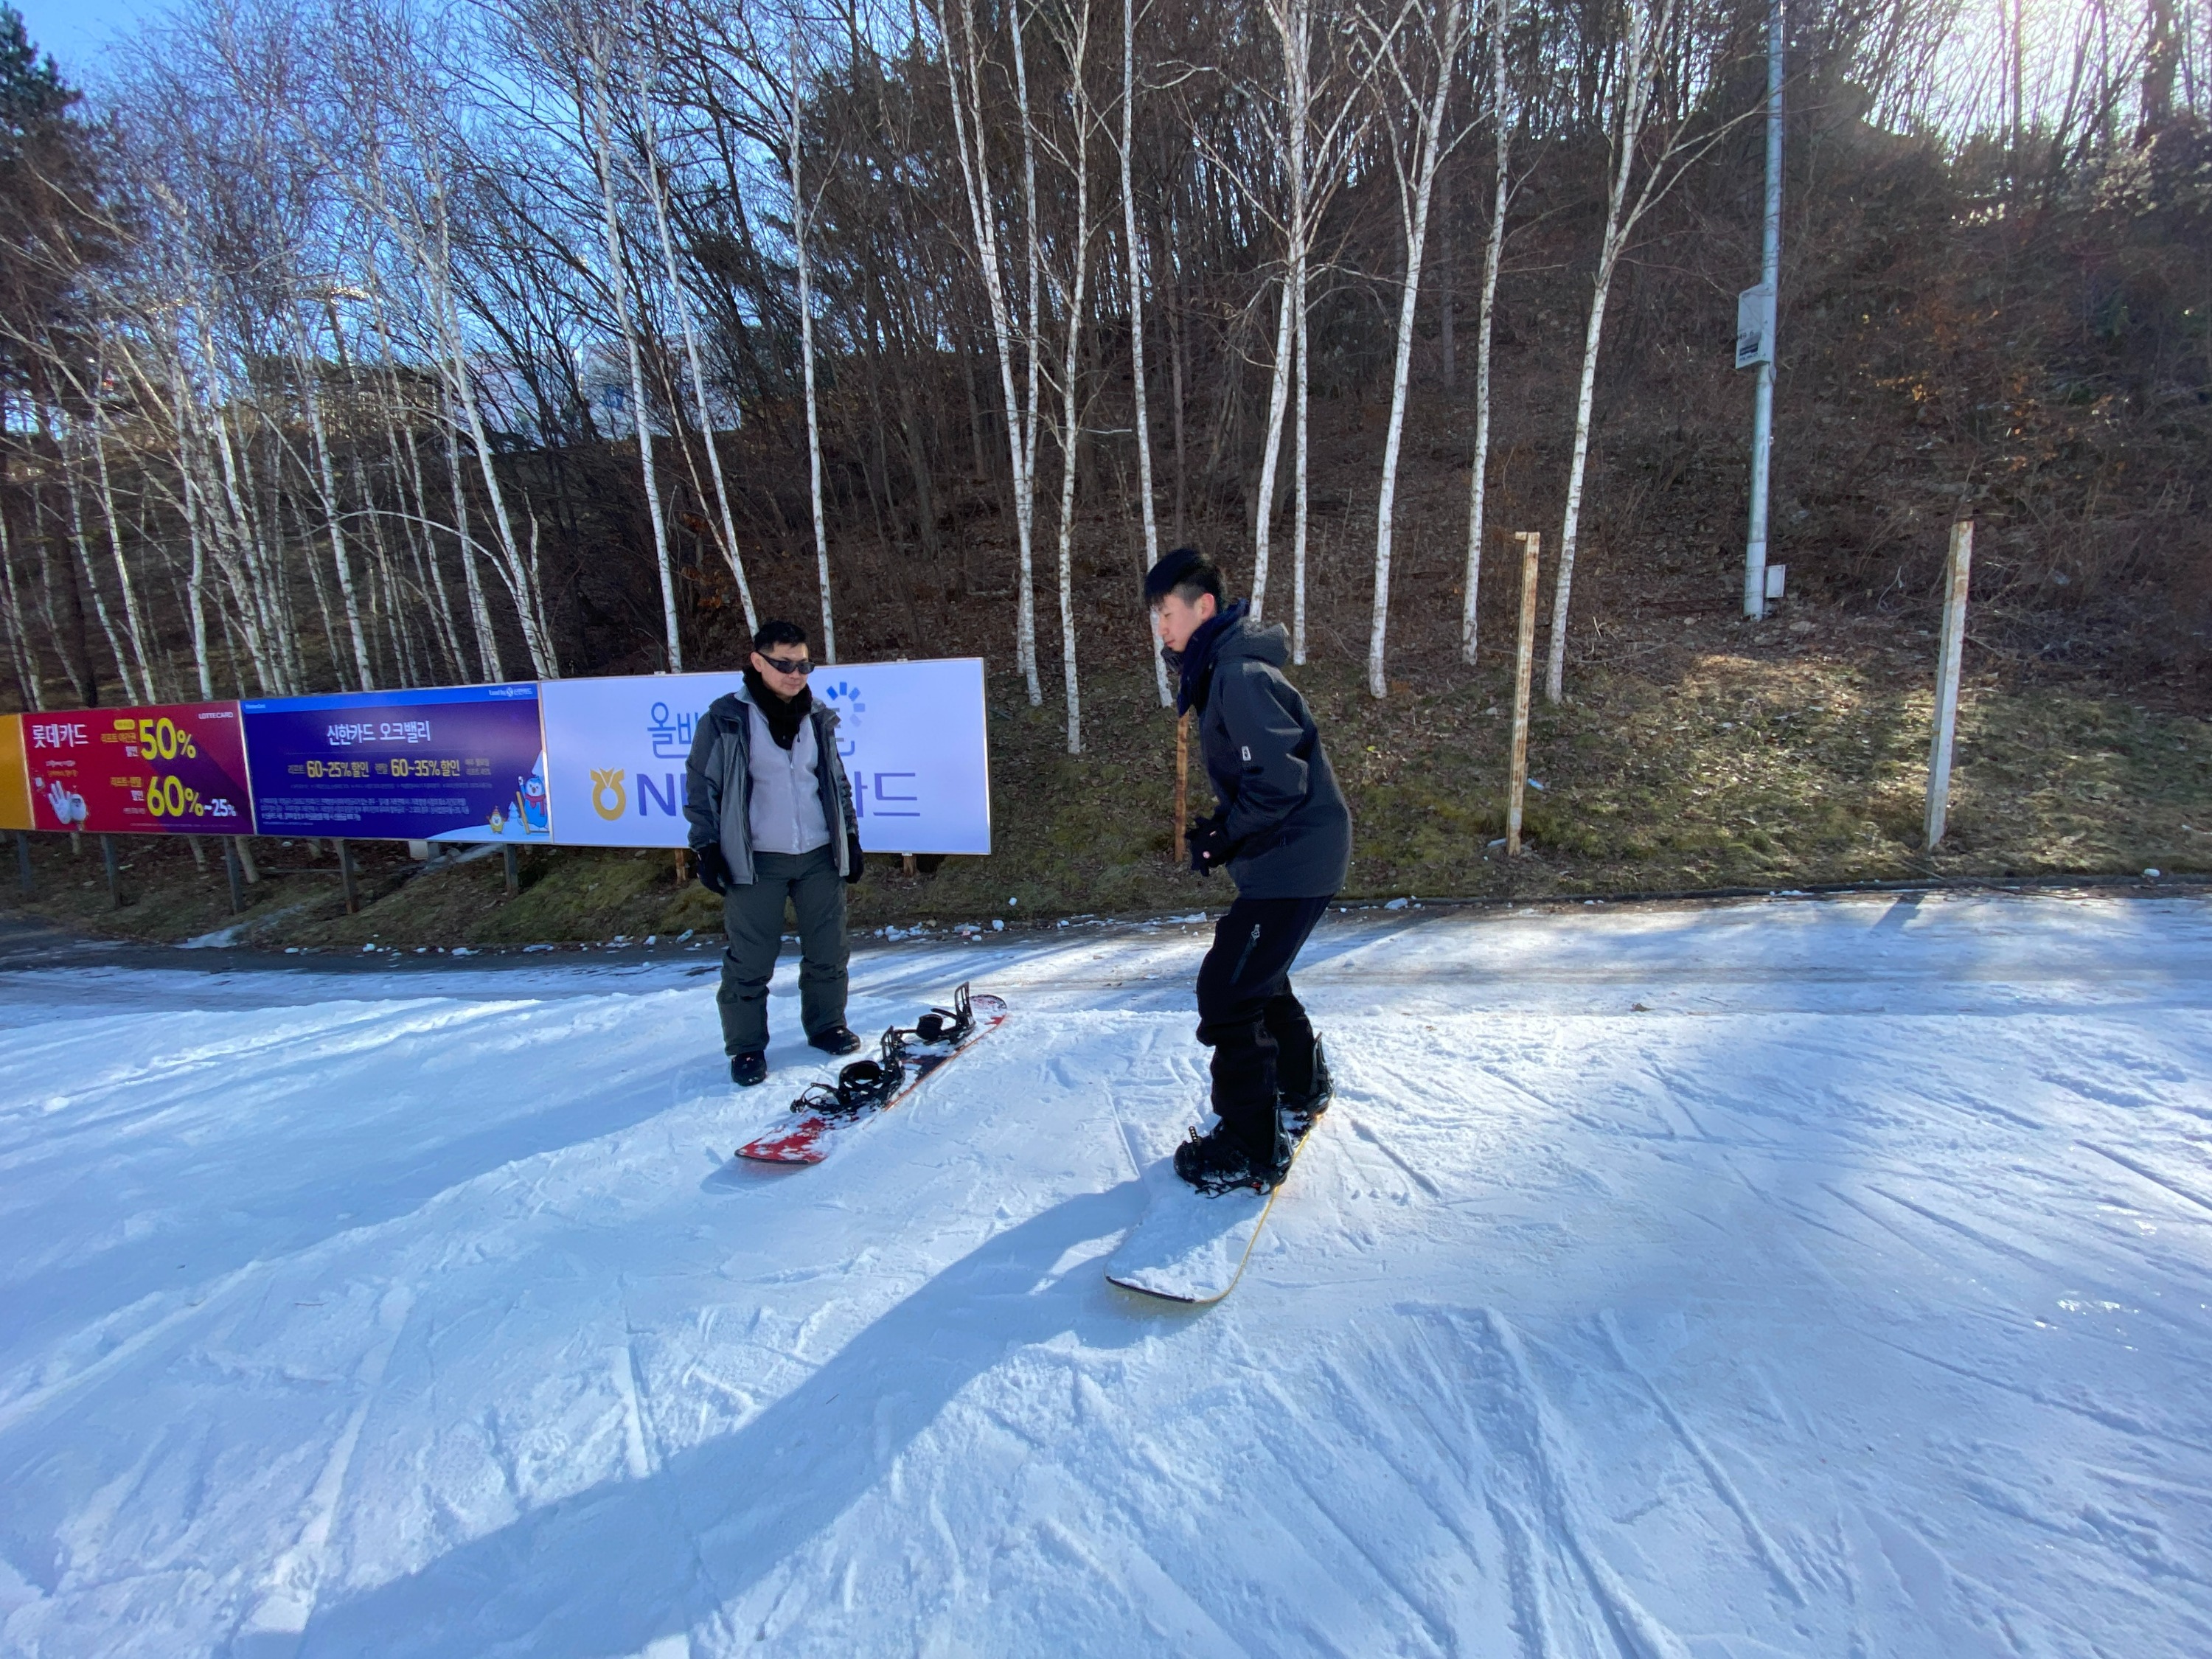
[0,714,30,831]
[540,658,991,854]
[241,684,550,842]
[24,703,253,835]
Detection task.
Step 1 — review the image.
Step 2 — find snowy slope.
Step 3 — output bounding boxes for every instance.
[1,891,2209,1658]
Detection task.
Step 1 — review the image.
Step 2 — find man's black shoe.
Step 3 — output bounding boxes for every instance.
[808,1025,863,1057]
[1173,1122,1290,1195]
[731,1050,768,1088]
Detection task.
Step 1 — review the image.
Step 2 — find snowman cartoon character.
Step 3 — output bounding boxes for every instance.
[513,754,550,837]
[44,780,88,827]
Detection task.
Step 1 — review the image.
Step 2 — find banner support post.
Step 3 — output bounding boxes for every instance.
[223,837,244,914]
[101,834,121,908]
[338,839,360,914]
[507,844,521,898]
[15,831,30,895]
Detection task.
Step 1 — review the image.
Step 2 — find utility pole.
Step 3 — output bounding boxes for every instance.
[1739,0,1784,619]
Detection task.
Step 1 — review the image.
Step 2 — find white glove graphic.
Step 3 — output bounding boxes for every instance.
[46,781,88,826]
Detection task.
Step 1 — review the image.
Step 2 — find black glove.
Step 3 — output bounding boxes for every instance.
[1188,815,1235,877]
[845,832,866,886]
[695,844,732,896]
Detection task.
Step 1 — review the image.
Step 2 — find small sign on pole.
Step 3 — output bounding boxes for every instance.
[1507,533,1542,857]
[1735,285,1775,369]
[1924,520,1974,850]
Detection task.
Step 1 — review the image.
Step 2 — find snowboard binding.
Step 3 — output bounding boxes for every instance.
[793,1026,911,1120]
[910,983,975,1047]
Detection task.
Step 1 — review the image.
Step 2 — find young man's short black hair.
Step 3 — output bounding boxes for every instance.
[752,619,808,654]
[1143,547,1224,607]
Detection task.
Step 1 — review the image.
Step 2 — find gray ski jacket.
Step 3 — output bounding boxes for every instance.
[1196,613,1352,898]
[684,688,858,884]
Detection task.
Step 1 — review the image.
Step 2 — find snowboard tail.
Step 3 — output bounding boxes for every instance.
[1105,1112,1321,1304]
[736,987,1008,1165]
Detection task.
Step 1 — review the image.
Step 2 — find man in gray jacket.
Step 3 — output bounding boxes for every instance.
[684,619,866,1087]
[1146,547,1353,1192]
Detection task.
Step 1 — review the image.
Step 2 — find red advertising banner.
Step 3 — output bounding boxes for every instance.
[25,703,254,835]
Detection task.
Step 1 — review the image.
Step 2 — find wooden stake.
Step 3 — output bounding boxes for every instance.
[1925,518,1974,850]
[16,830,32,895]
[232,836,260,883]
[509,844,524,897]
[223,837,244,914]
[1507,532,1541,857]
[338,838,359,914]
[1173,709,1191,863]
[101,833,121,907]
[902,853,917,876]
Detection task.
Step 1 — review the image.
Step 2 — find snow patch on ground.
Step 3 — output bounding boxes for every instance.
[1,891,2209,1655]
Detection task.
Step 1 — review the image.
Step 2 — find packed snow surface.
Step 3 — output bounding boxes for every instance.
[3,891,2211,1658]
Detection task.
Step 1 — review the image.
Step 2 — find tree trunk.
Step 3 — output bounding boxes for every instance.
[1366,0,1467,700]
[1121,0,1171,703]
[591,48,683,672]
[1462,0,1511,667]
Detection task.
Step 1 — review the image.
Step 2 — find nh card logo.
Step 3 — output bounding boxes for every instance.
[815,679,866,731]
[591,767,627,820]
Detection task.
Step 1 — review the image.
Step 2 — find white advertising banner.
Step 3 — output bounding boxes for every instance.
[539,658,991,854]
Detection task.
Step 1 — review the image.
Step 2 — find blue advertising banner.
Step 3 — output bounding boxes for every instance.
[240,684,550,843]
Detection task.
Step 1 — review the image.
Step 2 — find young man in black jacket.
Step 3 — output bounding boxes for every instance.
[1147,547,1353,1192]
[684,620,867,1088]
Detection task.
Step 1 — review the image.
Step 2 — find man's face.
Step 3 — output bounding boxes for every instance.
[750,644,813,699]
[1152,590,1217,655]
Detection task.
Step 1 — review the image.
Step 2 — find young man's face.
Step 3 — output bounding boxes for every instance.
[750,644,813,700]
[1152,590,1218,655]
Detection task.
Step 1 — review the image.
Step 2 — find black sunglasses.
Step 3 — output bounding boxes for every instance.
[759,655,813,676]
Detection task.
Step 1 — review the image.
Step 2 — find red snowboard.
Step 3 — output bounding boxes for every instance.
[737,991,1009,1166]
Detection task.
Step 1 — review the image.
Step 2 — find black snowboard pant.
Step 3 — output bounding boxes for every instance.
[1195,894,1332,1155]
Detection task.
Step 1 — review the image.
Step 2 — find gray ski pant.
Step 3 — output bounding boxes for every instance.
[717,845,849,1055]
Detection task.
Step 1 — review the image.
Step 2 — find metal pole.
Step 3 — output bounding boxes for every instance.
[1743,0,1784,619]
[1507,533,1540,857]
[223,835,244,914]
[508,843,523,897]
[1925,520,1974,850]
[15,830,31,895]
[101,833,121,908]
[338,838,359,914]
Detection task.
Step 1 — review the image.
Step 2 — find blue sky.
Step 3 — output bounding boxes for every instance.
[13,0,173,85]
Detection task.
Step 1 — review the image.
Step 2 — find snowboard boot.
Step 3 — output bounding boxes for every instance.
[731,1049,768,1088]
[1173,1108,1293,1196]
[808,1024,863,1057]
[1280,1037,1333,1127]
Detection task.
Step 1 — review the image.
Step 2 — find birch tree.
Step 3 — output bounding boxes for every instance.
[936,0,1045,703]
[583,24,684,670]
[1118,0,1171,704]
[1363,0,1470,700]
[1544,0,1738,703]
[1043,0,1099,752]
[1461,0,1513,665]
[787,16,838,661]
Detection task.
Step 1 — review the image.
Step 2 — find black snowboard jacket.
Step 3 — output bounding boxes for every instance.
[1192,612,1352,899]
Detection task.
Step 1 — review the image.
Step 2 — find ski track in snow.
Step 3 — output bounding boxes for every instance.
[0,891,2209,1655]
